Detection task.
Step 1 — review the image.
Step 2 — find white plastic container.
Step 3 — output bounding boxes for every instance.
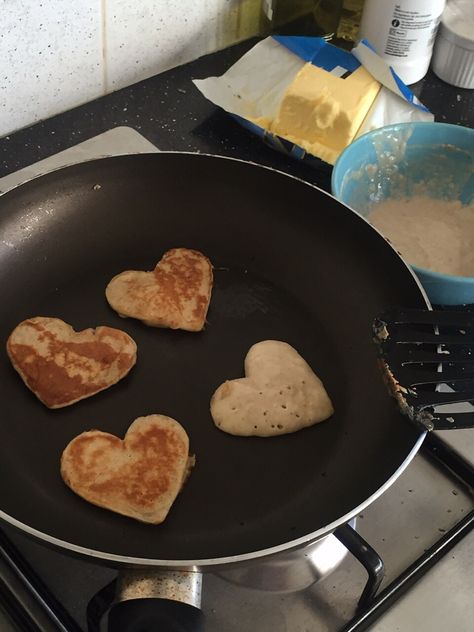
[432,0,474,89]
[358,0,446,84]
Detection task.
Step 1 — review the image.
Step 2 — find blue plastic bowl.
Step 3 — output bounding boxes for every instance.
[332,122,474,306]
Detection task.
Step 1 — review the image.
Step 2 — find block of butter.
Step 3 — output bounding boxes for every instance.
[193,37,433,168]
[270,64,381,165]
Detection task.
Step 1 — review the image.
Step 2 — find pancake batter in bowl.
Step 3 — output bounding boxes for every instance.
[368,196,474,277]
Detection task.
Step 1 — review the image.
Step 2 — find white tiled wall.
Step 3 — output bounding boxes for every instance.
[1,0,104,138]
[0,0,260,138]
[105,0,222,92]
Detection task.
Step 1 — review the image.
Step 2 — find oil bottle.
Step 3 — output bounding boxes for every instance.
[335,0,365,47]
[260,0,343,39]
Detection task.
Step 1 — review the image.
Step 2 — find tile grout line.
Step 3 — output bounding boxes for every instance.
[101,0,108,94]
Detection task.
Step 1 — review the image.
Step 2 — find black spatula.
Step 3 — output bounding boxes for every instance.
[374,308,474,430]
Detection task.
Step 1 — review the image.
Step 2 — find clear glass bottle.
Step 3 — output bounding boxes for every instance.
[336,0,365,46]
[260,0,343,39]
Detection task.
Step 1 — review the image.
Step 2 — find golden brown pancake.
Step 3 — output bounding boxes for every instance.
[60,415,194,524]
[6,317,137,408]
[210,340,334,437]
[105,248,213,332]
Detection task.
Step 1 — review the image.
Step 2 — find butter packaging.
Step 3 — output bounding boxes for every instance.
[193,37,433,167]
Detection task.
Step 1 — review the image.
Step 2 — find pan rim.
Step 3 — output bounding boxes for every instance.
[0,432,426,568]
[0,151,431,567]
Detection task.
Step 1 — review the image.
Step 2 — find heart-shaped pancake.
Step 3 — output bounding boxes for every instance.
[105,248,213,332]
[6,317,137,408]
[60,415,194,524]
[210,340,334,437]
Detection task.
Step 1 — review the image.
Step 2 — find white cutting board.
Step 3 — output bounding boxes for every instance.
[0,126,159,194]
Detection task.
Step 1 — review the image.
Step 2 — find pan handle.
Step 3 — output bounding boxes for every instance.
[104,569,204,632]
[107,598,204,632]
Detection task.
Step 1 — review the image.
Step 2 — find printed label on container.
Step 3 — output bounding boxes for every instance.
[385,4,443,58]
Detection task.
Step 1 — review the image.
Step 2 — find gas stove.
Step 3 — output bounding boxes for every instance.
[0,129,472,632]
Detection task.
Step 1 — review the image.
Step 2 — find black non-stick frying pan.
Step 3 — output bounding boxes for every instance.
[0,153,430,626]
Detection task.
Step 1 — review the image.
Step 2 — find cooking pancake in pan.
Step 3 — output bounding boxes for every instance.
[61,414,194,524]
[105,248,213,332]
[211,340,334,437]
[6,317,137,409]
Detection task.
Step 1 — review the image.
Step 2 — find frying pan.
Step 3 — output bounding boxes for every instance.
[0,153,430,629]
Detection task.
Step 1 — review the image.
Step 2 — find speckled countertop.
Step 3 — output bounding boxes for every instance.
[0,39,472,632]
[0,38,472,193]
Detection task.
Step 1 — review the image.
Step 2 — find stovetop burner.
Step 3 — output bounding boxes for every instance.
[0,130,472,632]
[0,433,471,632]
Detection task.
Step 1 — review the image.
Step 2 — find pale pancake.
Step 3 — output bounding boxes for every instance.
[6,317,137,408]
[105,248,213,332]
[210,340,334,437]
[60,415,194,524]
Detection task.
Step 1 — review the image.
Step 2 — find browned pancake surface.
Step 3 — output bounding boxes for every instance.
[105,248,213,332]
[6,317,137,408]
[60,415,193,524]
